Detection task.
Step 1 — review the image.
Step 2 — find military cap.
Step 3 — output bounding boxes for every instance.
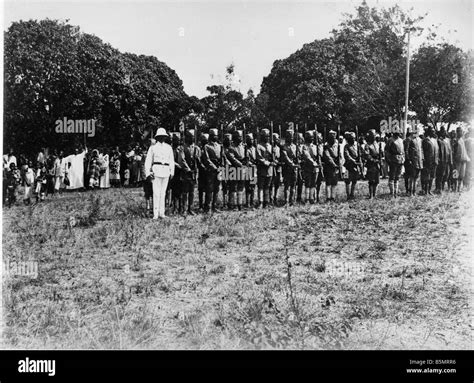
[305,130,314,138]
[245,133,254,140]
[261,128,270,136]
[232,130,243,138]
[209,128,218,137]
[272,133,280,139]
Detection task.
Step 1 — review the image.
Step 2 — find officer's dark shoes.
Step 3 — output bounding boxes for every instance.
[187,210,195,216]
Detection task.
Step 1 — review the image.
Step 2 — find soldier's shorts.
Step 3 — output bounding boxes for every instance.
[206,171,220,193]
[143,178,153,199]
[198,170,207,191]
[366,166,380,185]
[436,163,448,188]
[282,167,297,187]
[272,170,282,188]
[388,163,403,182]
[303,170,318,188]
[182,179,196,193]
[344,170,359,184]
[454,162,466,181]
[229,180,245,192]
[421,165,437,182]
[316,170,324,185]
[324,167,339,186]
[257,176,272,190]
[245,180,255,192]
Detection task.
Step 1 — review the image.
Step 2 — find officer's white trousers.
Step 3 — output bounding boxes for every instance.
[152,176,169,219]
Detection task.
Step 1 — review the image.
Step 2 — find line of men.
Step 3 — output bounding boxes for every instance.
[148,124,472,218]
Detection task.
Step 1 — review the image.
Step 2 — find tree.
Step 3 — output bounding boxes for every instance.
[4,19,189,155]
[410,44,474,129]
[258,2,426,134]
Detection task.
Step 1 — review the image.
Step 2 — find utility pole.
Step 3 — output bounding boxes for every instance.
[403,26,411,139]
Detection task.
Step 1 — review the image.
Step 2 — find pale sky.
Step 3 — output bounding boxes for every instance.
[3,0,473,98]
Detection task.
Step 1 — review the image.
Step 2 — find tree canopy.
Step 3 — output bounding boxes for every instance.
[4,19,189,155]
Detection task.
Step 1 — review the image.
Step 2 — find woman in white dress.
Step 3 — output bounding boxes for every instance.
[99,152,110,189]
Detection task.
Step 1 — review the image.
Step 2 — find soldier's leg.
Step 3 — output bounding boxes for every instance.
[296,174,303,203]
[404,171,410,194]
[350,180,356,199]
[263,176,271,208]
[212,175,219,211]
[345,179,351,199]
[237,181,244,210]
[325,182,331,201]
[273,172,280,205]
[203,172,213,212]
[283,177,289,205]
[393,165,401,197]
[187,181,195,215]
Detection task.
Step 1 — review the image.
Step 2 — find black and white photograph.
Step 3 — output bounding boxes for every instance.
[1,0,473,375]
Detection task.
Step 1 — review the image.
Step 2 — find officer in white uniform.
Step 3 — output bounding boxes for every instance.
[144,128,175,219]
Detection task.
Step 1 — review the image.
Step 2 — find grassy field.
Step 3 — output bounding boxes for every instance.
[2,182,473,349]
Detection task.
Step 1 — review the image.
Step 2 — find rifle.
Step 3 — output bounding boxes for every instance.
[315,123,321,166]
[221,123,225,167]
[270,121,274,163]
[295,123,300,171]
[355,125,363,177]
[243,123,247,164]
[337,124,342,178]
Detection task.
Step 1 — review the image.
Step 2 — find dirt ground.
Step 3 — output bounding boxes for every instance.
[2,182,473,349]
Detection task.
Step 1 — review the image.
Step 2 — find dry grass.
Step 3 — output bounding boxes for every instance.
[2,183,473,349]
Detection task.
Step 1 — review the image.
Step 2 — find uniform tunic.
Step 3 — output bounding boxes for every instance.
[364,142,381,184]
[281,143,298,186]
[323,143,340,186]
[301,143,320,188]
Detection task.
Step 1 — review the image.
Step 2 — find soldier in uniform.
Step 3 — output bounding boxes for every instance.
[421,127,438,195]
[301,130,320,204]
[452,126,470,192]
[178,129,200,215]
[385,131,405,197]
[202,128,222,212]
[281,129,298,206]
[221,133,232,209]
[363,129,381,199]
[244,133,257,208]
[406,126,423,196]
[226,130,246,210]
[256,128,274,208]
[144,128,175,219]
[343,131,362,200]
[270,133,282,206]
[323,130,340,202]
[198,133,209,211]
[170,132,183,213]
[315,132,324,203]
[296,131,305,203]
[464,128,473,190]
[435,127,451,193]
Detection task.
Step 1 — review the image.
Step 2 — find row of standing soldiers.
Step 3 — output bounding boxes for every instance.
[165,126,433,214]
